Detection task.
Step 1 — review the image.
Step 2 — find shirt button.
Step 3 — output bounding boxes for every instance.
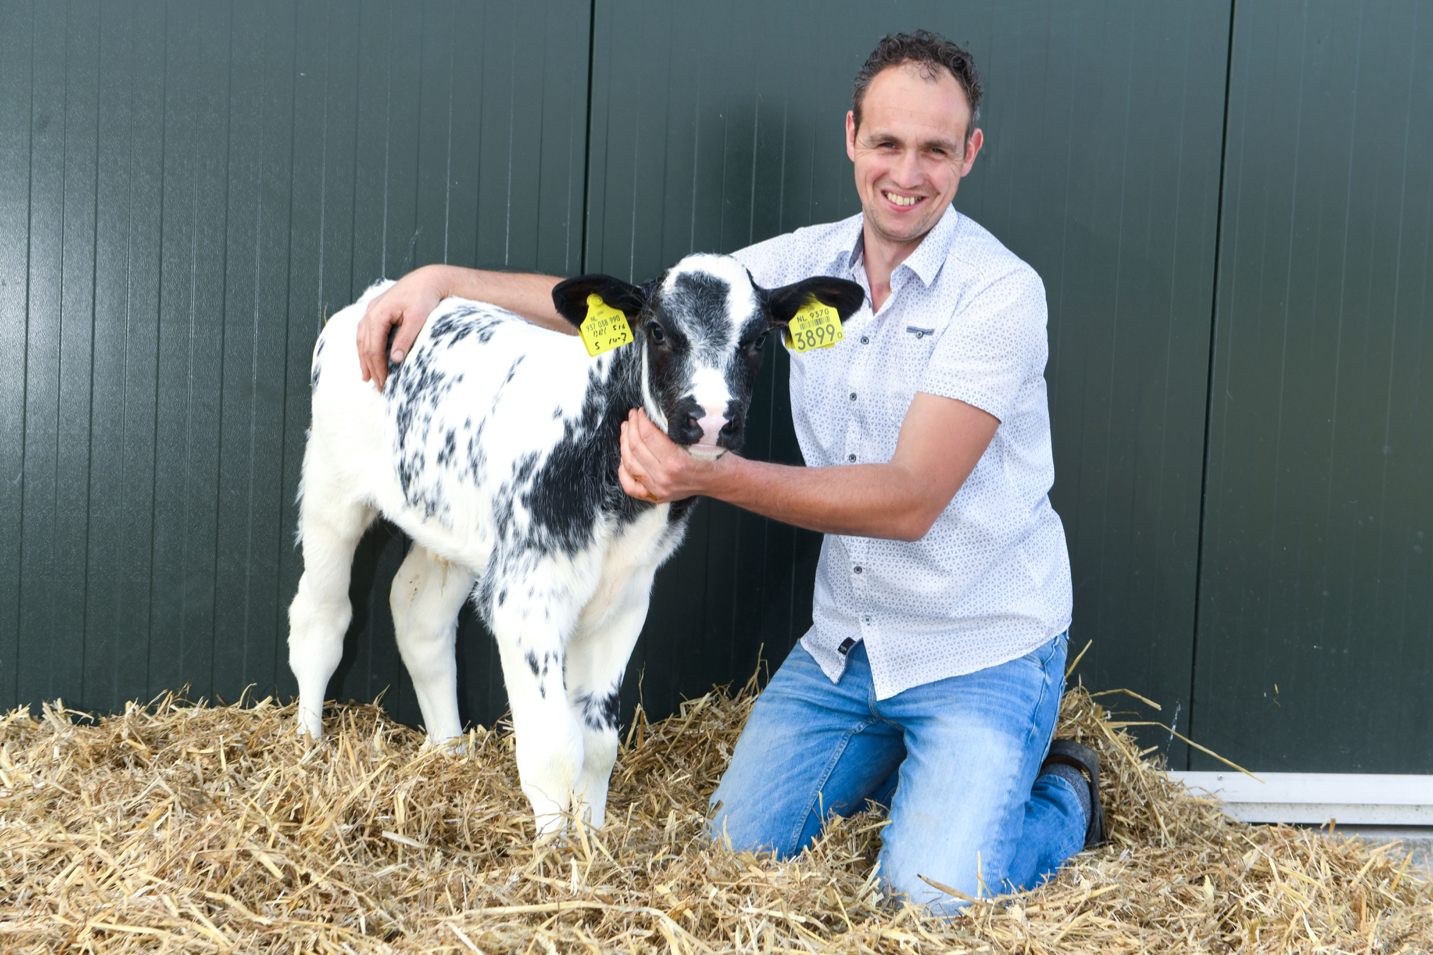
[915,330,925,339]
[849,392,857,401]
[847,453,856,463]
[853,566,863,574]
[860,335,870,345]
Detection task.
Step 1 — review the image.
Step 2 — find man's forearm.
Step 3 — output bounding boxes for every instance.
[359,264,573,388]
[617,394,997,541]
[421,264,571,333]
[702,454,941,542]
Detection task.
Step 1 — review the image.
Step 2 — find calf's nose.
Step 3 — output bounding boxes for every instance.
[694,408,731,447]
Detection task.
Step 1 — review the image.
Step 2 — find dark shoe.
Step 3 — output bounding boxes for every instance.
[1042,738,1107,848]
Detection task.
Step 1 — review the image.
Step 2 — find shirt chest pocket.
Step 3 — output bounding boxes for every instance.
[860,328,933,430]
[899,325,938,386]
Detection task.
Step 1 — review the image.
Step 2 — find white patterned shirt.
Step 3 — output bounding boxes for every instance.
[734,205,1073,699]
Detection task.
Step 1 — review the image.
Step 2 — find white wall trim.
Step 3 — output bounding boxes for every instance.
[1171,772,1433,825]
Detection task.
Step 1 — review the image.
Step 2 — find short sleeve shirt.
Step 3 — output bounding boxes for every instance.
[733,204,1073,700]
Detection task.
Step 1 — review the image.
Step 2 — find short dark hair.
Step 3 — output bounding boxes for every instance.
[851,30,983,143]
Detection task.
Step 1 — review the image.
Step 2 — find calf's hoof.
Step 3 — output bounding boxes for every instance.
[421,735,470,757]
[295,710,325,740]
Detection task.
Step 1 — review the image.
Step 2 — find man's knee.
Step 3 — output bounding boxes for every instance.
[706,786,813,860]
[878,828,999,913]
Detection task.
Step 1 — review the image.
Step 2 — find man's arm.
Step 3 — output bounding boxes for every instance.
[618,391,999,542]
[358,264,570,389]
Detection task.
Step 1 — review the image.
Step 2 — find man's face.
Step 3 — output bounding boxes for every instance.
[846,63,982,253]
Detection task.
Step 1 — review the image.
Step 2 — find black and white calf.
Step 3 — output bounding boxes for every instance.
[288,254,863,833]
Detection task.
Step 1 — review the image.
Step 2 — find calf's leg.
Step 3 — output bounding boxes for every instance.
[489,570,591,835]
[288,481,375,738]
[390,542,473,747]
[564,572,656,829]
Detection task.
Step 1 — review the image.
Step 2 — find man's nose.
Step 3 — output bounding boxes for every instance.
[891,148,923,188]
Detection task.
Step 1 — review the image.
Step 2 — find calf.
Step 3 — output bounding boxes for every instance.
[288,254,863,833]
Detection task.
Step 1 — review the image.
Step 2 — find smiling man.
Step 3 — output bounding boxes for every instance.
[355,31,1101,912]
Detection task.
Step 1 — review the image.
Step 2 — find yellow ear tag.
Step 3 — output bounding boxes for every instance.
[580,293,634,357]
[783,299,844,352]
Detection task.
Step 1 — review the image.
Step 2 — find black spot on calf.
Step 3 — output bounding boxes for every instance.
[578,689,622,731]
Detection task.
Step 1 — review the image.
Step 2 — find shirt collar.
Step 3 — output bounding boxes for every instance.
[840,203,961,288]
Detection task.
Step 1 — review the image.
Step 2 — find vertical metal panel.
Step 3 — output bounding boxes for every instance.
[82,0,167,714]
[0,0,590,727]
[277,0,363,718]
[146,1,231,702]
[959,2,1231,759]
[320,0,592,730]
[0,0,33,710]
[586,0,1228,733]
[210,0,300,705]
[1195,0,1433,772]
[17,0,102,707]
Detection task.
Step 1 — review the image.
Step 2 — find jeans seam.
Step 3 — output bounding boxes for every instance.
[785,717,881,856]
[1027,632,1068,745]
[1026,655,1053,745]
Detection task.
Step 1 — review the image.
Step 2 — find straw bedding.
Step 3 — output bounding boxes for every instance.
[1,671,1428,953]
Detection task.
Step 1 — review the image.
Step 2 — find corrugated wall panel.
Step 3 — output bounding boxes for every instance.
[954,2,1230,760]
[147,1,231,702]
[586,0,1229,735]
[18,0,102,708]
[1195,0,1433,772]
[0,0,29,711]
[210,0,300,705]
[82,0,168,713]
[0,0,591,727]
[272,0,357,717]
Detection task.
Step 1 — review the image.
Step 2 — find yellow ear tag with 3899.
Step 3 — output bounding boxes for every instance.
[784,299,844,353]
[580,293,634,357]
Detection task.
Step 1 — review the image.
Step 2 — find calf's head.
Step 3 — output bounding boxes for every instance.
[552,254,864,459]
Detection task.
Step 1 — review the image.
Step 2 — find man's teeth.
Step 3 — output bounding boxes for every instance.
[885,192,921,207]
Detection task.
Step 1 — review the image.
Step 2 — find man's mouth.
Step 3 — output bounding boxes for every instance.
[884,191,924,208]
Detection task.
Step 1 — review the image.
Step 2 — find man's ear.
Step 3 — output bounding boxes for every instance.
[765,276,866,328]
[551,274,650,331]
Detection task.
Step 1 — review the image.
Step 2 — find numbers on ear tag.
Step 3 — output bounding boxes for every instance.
[580,293,634,357]
[784,300,844,353]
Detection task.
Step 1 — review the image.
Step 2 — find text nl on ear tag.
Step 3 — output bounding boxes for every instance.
[580,293,634,357]
[784,299,844,353]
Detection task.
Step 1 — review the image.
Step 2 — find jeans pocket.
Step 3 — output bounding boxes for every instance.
[1022,632,1066,674]
[1047,630,1069,672]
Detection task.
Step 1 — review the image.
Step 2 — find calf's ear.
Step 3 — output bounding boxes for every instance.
[551,275,650,331]
[764,276,866,328]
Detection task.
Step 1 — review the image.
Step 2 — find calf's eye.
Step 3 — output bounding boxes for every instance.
[753,332,768,350]
[649,324,666,344]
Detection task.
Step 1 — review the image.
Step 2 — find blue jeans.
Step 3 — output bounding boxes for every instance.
[708,633,1086,913]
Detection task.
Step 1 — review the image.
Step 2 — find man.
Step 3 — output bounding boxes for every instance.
[357,30,1102,912]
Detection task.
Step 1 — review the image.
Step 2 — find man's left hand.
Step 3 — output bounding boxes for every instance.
[619,409,723,503]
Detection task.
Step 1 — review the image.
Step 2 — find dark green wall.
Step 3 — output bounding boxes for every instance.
[1193,0,1433,773]
[2,0,1430,773]
[0,0,589,730]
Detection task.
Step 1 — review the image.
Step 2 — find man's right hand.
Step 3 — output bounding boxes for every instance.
[358,264,448,391]
[356,265,570,391]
